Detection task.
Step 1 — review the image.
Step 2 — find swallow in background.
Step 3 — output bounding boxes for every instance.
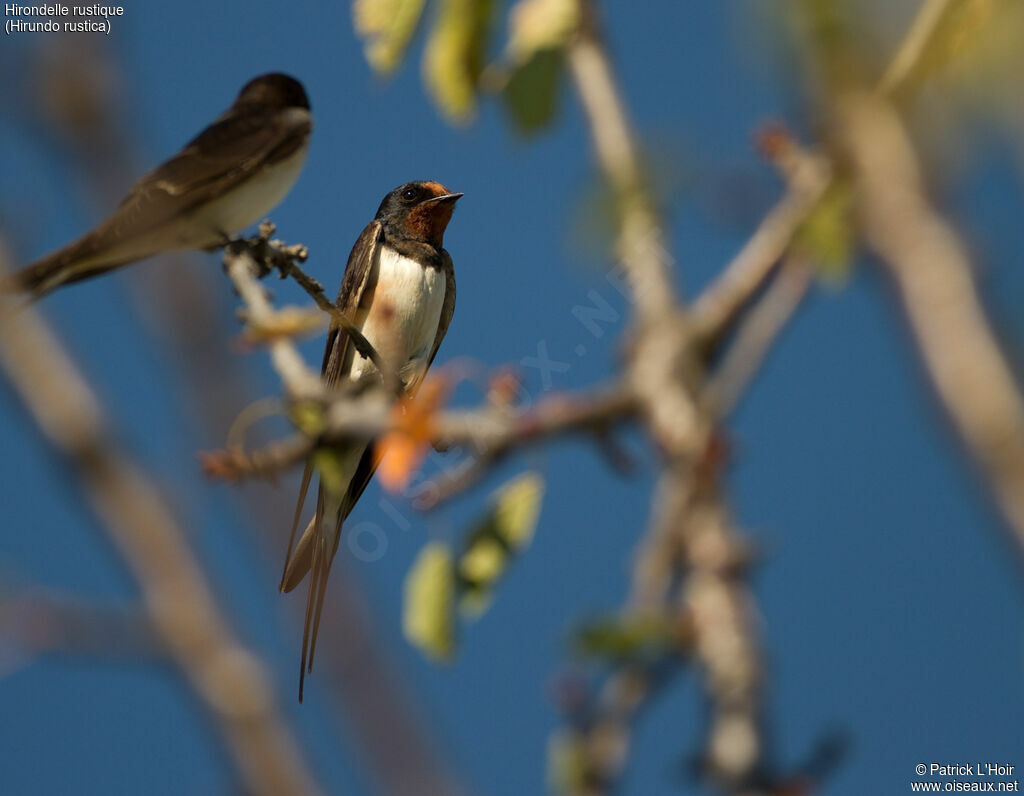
[281,180,462,701]
[6,72,312,299]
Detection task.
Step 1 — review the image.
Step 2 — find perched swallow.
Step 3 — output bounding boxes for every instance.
[281,180,462,701]
[6,72,312,298]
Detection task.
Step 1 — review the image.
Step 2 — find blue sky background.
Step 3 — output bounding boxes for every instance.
[1,2,1023,795]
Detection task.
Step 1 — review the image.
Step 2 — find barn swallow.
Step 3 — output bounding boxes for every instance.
[6,73,312,299]
[280,180,462,701]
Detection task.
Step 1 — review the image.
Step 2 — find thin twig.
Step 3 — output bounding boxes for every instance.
[202,382,640,495]
[246,221,385,371]
[223,241,323,400]
[704,260,812,417]
[415,384,639,509]
[691,141,829,348]
[0,589,161,670]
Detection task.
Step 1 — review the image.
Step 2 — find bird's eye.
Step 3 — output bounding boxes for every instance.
[402,188,418,201]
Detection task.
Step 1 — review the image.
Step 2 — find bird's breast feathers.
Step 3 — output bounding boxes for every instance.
[352,244,447,387]
[179,140,309,245]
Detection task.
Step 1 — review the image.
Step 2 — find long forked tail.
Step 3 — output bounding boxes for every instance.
[298,489,343,703]
[281,447,379,701]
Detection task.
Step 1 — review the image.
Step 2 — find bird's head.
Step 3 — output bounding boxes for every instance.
[376,181,463,249]
[236,73,310,111]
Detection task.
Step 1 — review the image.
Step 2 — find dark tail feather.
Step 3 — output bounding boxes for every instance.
[280,463,314,592]
[297,488,346,703]
[306,505,342,674]
[4,235,131,299]
[298,488,327,703]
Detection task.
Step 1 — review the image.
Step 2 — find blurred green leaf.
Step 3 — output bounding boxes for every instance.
[459,536,508,583]
[883,0,998,96]
[458,583,493,619]
[496,0,577,133]
[405,473,544,662]
[501,48,565,133]
[403,542,456,662]
[933,1,1024,102]
[793,179,855,280]
[575,616,685,662]
[353,0,428,75]
[457,471,545,615]
[490,471,545,548]
[546,729,588,794]
[423,0,495,123]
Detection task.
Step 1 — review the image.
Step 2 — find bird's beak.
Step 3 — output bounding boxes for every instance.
[425,192,464,204]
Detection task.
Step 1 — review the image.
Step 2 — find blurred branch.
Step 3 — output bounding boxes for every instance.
[836,91,1024,558]
[566,1,678,320]
[692,135,829,350]
[222,240,324,401]
[202,381,639,496]
[0,259,321,796]
[704,259,812,417]
[0,589,161,671]
[415,384,638,509]
[564,2,768,791]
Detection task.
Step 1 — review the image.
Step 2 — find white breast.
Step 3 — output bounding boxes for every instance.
[350,245,446,391]
[191,143,310,243]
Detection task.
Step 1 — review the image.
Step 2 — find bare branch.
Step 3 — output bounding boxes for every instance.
[222,241,323,401]
[0,589,161,670]
[414,383,639,508]
[836,91,1024,558]
[566,3,678,321]
[0,273,321,796]
[202,381,639,499]
[704,260,812,417]
[691,139,829,348]
[563,3,768,791]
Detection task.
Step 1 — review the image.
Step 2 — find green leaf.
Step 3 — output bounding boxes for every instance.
[490,471,545,548]
[353,0,428,75]
[496,0,577,133]
[575,616,685,662]
[546,729,588,794]
[423,0,495,123]
[501,48,565,133]
[403,542,456,662]
[459,536,508,583]
[405,473,544,662]
[457,471,545,616]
